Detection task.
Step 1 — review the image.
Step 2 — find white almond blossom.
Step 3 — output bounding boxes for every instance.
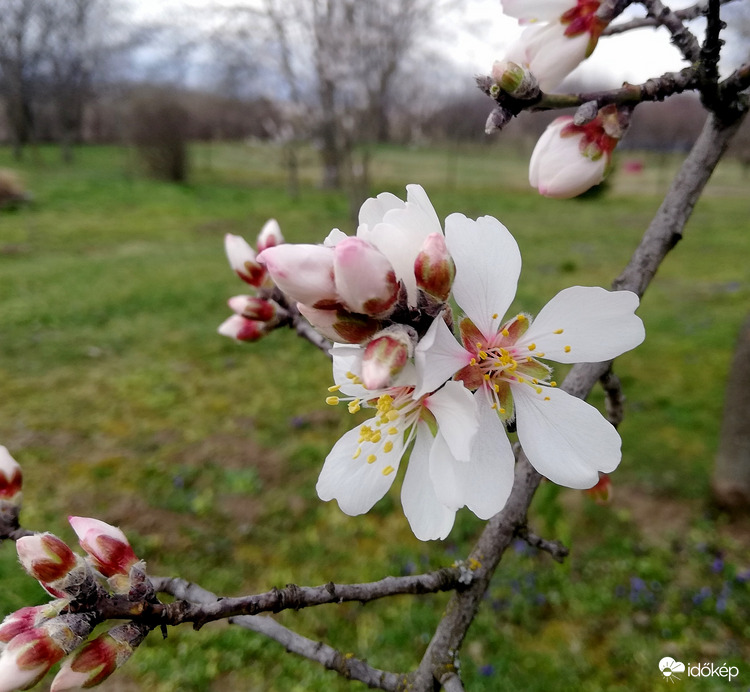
[316,345,513,540]
[414,213,645,490]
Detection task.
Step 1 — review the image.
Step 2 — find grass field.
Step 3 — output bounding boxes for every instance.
[1,141,749,691]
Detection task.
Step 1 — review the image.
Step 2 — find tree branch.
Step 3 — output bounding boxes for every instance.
[640,0,702,62]
[102,567,469,628]
[600,367,626,428]
[149,576,406,690]
[603,0,737,35]
[515,525,570,563]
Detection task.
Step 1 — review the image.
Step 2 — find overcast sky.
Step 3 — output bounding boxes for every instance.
[130,0,717,89]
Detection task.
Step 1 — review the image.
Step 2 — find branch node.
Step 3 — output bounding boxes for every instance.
[516,526,569,563]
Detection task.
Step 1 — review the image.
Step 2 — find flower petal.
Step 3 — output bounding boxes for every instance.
[414,316,472,398]
[429,400,515,520]
[461,397,515,518]
[501,0,569,22]
[513,384,621,489]
[445,213,521,338]
[358,192,405,231]
[316,422,406,515]
[424,381,478,462]
[519,286,645,363]
[401,422,456,541]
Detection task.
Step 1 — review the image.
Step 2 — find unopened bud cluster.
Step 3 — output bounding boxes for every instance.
[0,515,148,691]
[219,219,286,342]
[253,190,457,388]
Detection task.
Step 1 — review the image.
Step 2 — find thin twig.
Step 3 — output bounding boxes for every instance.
[603,0,737,35]
[149,576,405,690]
[516,526,570,563]
[113,568,468,628]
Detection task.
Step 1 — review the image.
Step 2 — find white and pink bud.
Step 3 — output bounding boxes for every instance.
[257,244,339,309]
[0,616,86,692]
[490,60,539,99]
[224,234,266,287]
[68,517,139,580]
[333,238,399,316]
[529,106,625,198]
[0,446,22,505]
[414,233,455,303]
[256,218,284,254]
[16,534,78,588]
[50,623,147,692]
[361,326,415,390]
[218,315,268,343]
[296,304,381,345]
[227,295,280,323]
[502,1,608,92]
[0,604,62,649]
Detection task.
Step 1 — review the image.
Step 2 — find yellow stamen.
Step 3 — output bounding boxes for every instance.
[544,396,550,401]
[517,314,526,322]
[528,343,536,351]
[353,448,361,459]
[550,381,557,387]
[564,345,571,353]
[382,465,395,476]
[328,384,341,392]
[346,371,356,379]
[367,454,377,464]
[554,328,564,334]
[384,441,393,453]
[483,373,490,381]
[388,426,399,435]
[348,400,361,414]
[493,383,500,393]
[501,328,510,337]
[492,313,498,319]
[325,396,339,406]
[387,410,399,422]
[499,407,506,414]
[470,358,477,366]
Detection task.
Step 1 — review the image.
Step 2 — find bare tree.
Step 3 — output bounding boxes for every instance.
[0,0,55,159]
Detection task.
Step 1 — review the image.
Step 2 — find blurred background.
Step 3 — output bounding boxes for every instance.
[1,1,749,690]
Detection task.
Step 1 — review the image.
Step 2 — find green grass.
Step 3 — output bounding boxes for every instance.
[1,141,749,691]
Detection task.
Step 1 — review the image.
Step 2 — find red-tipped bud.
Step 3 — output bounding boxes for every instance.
[50,623,147,691]
[227,295,280,322]
[0,604,62,647]
[16,534,77,586]
[585,473,612,505]
[414,233,455,302]
[256,218,284,253]
[0,446,22,504]
[361,327,415,390]
[217,315,268,342]
[257,244,339,309]
[333,238,398,316]
[68,517,139,579]
[297,304,381,345]
[224,234,266,287]
[0,626,67,692]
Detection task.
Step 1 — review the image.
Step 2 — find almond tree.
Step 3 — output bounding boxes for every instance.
[1,1,748,691]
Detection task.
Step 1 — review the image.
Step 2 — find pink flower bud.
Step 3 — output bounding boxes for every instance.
[296,304,381,345]
[256,218,284,253]
[217,315,268,342]
[414,233,455,302]
[224,234,266,287]
[68,517,139,579]
[0,605,60,647]
[529,112,621,198]
[361,327,414,389]
[50,623,146,692]
[257,244,339,309]
[0,446,22,503]
[333,238,398,316]
[0,627,66,692]
[227,295,279,322]
[16,534,77,586]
